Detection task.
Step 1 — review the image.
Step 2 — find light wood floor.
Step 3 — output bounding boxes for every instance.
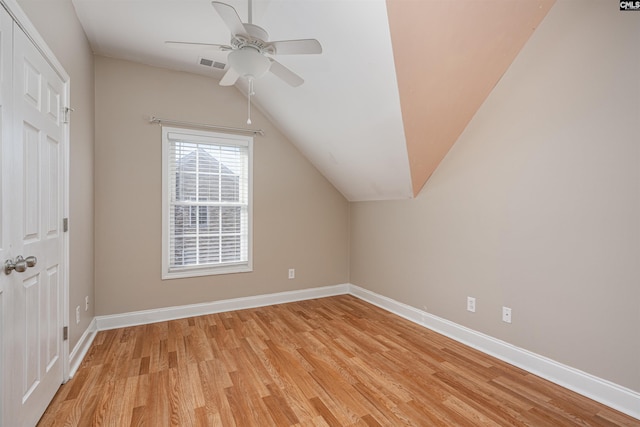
[39,295,639,426]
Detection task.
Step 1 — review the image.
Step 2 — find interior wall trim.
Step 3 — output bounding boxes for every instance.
[94,284,350,331]
[348,284,640,421]
[68,318,98,378]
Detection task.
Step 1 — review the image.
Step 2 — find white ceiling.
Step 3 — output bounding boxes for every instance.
[71,0,413,201]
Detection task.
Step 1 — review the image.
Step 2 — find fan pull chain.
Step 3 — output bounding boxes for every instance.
[247,78,254,124]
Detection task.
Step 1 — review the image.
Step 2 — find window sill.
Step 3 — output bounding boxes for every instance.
[162,263,252,280]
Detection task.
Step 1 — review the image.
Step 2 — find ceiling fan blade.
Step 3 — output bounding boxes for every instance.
[212,1,247,36]
[165,41,232,51]
[219,67,240,86]
[269,59,304,87]
[269,39,322,55]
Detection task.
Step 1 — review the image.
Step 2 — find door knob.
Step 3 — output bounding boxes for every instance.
[3,255,37,275]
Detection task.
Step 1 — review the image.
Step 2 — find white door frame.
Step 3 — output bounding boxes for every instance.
[1,0,70,394]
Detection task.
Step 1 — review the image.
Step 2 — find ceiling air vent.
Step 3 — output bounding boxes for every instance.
[198,57,226,70]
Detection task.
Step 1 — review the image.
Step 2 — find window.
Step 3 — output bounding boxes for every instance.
[162,127,252,279]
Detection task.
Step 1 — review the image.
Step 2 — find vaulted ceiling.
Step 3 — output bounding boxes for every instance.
[71,0,555,201]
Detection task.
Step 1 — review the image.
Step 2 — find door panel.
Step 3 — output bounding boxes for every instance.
[45,266,60,370]
[22,272,40,401]
[23,59,40,109]
[46,137,60,236]
[23,123,40,241]
[45,83,60,124]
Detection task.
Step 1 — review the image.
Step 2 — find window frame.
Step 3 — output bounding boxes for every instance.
[161,126,253,279]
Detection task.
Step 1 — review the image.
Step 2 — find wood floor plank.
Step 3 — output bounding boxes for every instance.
[263,384,301,425]
[38,295,639,426]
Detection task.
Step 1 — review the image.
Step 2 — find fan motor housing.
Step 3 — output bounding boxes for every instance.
[232,24,276,54]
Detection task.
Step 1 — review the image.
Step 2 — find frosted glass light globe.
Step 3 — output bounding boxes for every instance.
[228,47,270,79]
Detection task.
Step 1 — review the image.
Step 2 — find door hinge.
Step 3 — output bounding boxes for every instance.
[62,107,74,124]
[63,217,69,232]
[63,326,68,341]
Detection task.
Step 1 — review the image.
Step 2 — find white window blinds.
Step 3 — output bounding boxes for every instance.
[162,127,252,278]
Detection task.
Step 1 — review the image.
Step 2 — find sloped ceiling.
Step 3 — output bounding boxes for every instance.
[71,0,554,201]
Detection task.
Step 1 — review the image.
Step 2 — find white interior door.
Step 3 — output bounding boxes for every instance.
[1,13,67,426]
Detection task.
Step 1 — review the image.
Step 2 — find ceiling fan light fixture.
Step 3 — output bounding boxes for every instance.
[228,47,270,79]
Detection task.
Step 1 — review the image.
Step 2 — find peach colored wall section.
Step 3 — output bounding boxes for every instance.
[387,0,555,196]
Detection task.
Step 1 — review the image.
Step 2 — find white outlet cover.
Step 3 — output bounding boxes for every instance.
[502,307,512,323]
[467,297,476,313]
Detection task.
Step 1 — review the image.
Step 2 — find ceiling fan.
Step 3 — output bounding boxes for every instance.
[166,1,322,88]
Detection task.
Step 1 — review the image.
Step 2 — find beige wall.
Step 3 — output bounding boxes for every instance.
[351,0,640,392]
[17,0,95,349]
[94,56,348,315]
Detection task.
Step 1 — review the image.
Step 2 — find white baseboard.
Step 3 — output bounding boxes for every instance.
[68,318,97,378]
[95,284,350,331]
[348,284,640,421]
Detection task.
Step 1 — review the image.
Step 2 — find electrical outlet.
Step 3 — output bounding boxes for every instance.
[75,306,80,324]
[502,306,512,323]
[288,268,295,279]
[85,296,89,311]
[467,297,476,313]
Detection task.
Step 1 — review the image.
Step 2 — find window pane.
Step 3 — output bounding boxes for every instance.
[175,143,197,173]
[198,149,220,174]
[221,235,241,262]
[199,236,220,264]
[199,206,220,234]
[182,237,197,265]
[176,172,197,201]
[221,206,241,234]
[173,237,184,266]
[221,174,239,202]
[173,206,196,235]
[172,236,197,266]
[198,174,219,202]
